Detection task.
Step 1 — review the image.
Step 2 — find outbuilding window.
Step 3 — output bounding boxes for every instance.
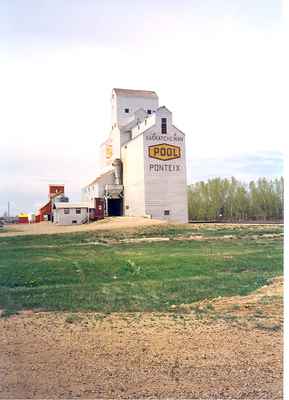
[147,109,152,114]
[161,118,167,134]
[64,208,70,214]
[125,108,129,113]
[76,208,81,214]
[164,210,170,216]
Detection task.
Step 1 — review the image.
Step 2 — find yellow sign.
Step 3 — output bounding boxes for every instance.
[148,143,181,161]
[105,145,113,159]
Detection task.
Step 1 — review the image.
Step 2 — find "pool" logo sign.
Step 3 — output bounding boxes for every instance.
[148,143,181,161]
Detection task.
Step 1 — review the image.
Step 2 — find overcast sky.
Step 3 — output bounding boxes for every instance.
[0,0,287,215]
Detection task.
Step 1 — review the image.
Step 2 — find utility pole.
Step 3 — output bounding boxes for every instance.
[87,192,90,224]
[8,201,10,218]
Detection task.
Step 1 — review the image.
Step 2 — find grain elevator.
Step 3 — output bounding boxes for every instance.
[82,88,188,223]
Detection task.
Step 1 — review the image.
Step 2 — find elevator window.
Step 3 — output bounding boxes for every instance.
[161,118,167,134]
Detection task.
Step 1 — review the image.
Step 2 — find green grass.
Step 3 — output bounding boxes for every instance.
[0,228,11,234]
[0,224,283,315]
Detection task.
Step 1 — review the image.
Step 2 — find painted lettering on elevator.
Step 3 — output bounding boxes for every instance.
[148,143,181,161]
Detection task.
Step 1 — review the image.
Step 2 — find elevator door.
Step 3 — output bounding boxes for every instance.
[107,199,122,216]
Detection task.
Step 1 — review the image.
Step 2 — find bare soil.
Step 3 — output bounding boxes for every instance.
[173,277,283,330]
[1,217,165,237]
[0,279,283,399]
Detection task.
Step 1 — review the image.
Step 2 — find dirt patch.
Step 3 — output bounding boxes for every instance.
[175,234,204,241]
[1,217,166,237]
[173,277,283,331]
[0,280,283,399]
[116,236,171,243]
[0,315,282,399]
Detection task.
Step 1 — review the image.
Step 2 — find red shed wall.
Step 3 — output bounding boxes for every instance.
[39,201,52,220]
[18,217,29,224]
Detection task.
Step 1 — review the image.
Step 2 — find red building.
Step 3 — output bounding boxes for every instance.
[49,185,64,199]
[37,184,65,222]
[18,213,29,223]
[39,201,52,221]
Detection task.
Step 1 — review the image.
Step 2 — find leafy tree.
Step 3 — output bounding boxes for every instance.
[188,177,284,221]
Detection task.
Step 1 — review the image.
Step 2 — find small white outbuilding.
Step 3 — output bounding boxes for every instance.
[53,202,89,225]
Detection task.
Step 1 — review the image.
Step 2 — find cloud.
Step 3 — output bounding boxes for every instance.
[0,0,282,51]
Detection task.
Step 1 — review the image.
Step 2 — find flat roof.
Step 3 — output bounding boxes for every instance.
[54,202,88,209]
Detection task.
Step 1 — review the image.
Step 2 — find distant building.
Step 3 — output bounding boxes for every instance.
[53,202,89,225]
[82,88,188,223]
[38,185,68,222]
[17,213,29,224]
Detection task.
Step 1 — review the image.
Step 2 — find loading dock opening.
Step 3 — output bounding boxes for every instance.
[107,199,123,216]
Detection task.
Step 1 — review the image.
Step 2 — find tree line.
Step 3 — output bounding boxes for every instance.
[187,177,284,221]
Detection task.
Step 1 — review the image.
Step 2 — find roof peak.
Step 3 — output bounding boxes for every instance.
[113,88,158,98]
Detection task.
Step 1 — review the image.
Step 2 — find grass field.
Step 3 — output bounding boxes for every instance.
[0,223,283,315]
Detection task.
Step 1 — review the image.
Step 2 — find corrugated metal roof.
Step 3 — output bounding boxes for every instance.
[54,202,89,209]
[113,88,158,98]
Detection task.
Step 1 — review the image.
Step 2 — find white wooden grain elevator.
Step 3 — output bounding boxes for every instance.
[82,88,188,223]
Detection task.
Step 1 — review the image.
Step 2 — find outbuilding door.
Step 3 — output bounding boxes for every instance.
[94,198,105,220]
